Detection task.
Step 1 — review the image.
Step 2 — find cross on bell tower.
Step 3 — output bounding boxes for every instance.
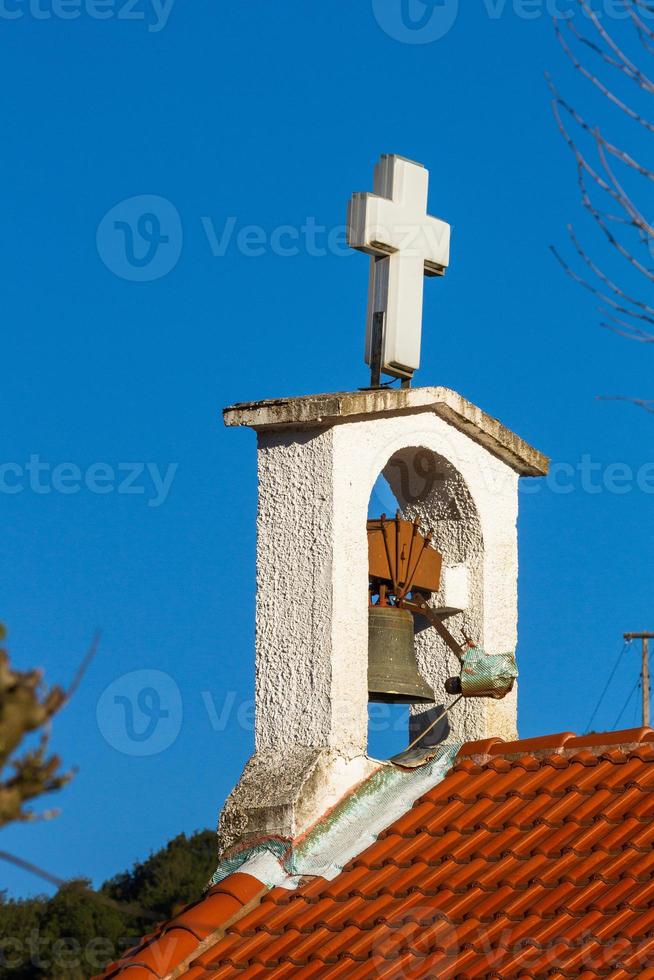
[347,154,451,385]
[217,156,549,860]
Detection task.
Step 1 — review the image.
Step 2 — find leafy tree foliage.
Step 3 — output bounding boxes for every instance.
[0,830,216,978]
[0,626,70,830]
[101,826,216,923]
[0,625,216,975]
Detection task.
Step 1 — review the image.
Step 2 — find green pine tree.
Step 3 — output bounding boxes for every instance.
[0,830,216,979]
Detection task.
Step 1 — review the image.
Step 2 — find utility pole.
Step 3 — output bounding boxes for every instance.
[624,632,654,727]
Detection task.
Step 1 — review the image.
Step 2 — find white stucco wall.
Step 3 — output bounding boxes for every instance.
[254,409,520,758]
[218,389,546,856]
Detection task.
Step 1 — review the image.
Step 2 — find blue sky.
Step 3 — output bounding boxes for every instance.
[1,0,652,897]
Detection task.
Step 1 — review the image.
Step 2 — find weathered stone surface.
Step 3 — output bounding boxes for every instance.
[223,387,549,477]
[217,748,377,858]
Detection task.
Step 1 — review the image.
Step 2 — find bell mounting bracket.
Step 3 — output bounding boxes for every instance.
[367,513,472,656]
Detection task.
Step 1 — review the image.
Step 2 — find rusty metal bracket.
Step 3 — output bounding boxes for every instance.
[401,594,474,664]
[368,514,442,601]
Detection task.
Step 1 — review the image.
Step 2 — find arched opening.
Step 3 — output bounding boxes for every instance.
[366,472,410,760]
[365,446,484,759]
[368,472,397,519]
[384,446,484,750]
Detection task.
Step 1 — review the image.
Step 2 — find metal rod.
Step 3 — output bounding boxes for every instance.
[624,632,654,727]
[380,515,395,594]
[402,537,431,601]
[645,638,650,728]
[403,595,467,663]
[398,520,420,601]
[395,510,400,596]
[402,695,463,755]
[370,311,384,389]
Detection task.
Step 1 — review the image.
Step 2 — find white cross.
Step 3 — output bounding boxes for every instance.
[347,154,451,381]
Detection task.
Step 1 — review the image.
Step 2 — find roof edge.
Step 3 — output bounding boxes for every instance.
[223,387,549,477]
[94,873,268,980]
[458,726,654,764]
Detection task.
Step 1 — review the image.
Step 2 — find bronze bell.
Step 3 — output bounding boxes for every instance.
[368,605,435,704]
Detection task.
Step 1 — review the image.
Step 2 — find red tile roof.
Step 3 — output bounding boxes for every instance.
[96,728,654,978]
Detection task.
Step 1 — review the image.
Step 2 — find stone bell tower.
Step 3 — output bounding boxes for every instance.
[218,387,548,857]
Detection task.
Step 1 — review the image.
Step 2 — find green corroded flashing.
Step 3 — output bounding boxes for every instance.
[210,744,460,891]
[287,744,459,881]
[210,838,289,888]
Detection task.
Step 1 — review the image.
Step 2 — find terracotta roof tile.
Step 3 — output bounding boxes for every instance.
[95,729,654,978]
[489,731,577,754]
[569,727,654,749]
[169,892,242,939]
[95,874,266,979]
[455,735,505,755]
[135,928,200,975]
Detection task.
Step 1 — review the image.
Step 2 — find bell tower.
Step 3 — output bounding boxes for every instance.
[217,387,548,858]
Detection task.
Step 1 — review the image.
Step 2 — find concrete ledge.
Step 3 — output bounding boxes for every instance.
[217,748,378,859]
[223,387,549,477]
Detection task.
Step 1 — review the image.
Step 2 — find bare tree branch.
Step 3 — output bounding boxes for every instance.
[627,3,654,53]
[598,395,654,412]
[601,317,654,342]
[566,226,654,319]
[554,19,654,133]
[573,0,654,92]
[551,1,653,410]
[65,630,101,704]
[0,850,159,922]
